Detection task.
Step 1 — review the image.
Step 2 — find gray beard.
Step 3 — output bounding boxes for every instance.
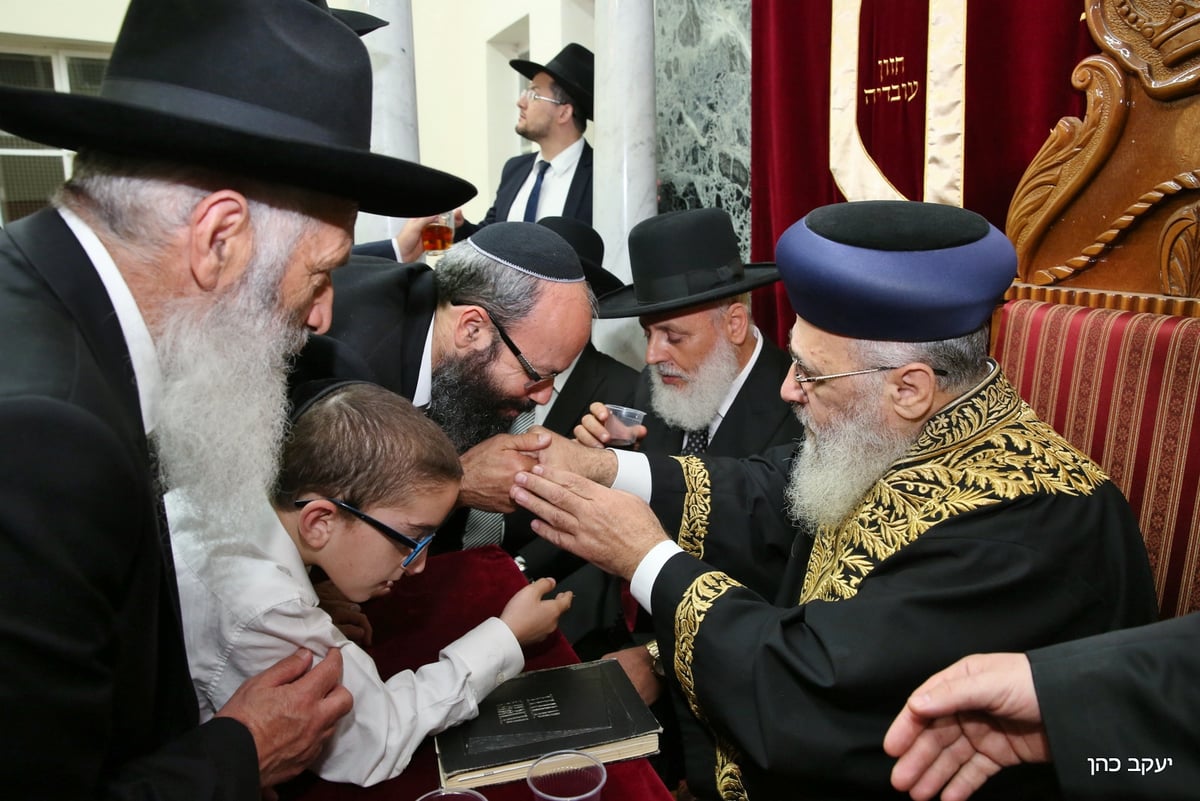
[151,270,305,540]
[647,334,743,432]
[426,345,534,453]
[784,383,916,530]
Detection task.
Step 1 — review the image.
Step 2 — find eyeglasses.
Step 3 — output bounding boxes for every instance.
[294,498,434,568]
[519,86,565,105]
[453,299,557,393]
[792,364,948,385]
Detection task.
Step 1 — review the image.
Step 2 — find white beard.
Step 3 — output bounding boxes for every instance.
[647,333,743,432]
[151,250,307,541]
[784,380,916,530]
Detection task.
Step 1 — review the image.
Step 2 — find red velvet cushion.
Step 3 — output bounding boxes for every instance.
[993,299,1200,618]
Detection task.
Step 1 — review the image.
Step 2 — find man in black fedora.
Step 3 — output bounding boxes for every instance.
[354,43,595,258]
[455,43,595,238]
[583,208,802,461]
[0,0,476,798]
[571,207,802,795]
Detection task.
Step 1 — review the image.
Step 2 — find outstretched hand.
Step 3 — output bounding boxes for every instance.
[216,647,353,789]
[511,464,668,580]
[458,430,551,513]
[884,653,1050,801]
[500,576,573,645]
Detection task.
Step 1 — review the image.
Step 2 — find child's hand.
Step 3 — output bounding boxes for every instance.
[499,577,572,646]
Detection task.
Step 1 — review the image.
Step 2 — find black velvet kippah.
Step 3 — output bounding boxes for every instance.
[466,221,584,283]
[287,378,372,423]
[803,200,991,251]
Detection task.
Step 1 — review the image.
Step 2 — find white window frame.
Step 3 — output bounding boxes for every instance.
[0,43,111,224]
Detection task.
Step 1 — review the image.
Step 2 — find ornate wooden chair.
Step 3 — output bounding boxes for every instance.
[993,0,1200,617]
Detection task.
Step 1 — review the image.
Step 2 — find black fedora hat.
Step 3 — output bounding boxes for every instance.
[312,0,390,36]
[0,0,473,217]
[510,43,594,120]
[536,216,623,296]
[598,208,779,319]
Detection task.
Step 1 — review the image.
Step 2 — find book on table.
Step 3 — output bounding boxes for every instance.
[435,657,662,790]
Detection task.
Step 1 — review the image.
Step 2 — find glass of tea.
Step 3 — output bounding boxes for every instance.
[421,211,455,255]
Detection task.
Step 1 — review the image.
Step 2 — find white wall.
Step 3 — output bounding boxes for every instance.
[0,0,126,44]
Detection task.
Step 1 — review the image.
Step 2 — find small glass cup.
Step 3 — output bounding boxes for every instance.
[421,211,455,255]
[602,404,646,448]
[526,750,606,801]
[415,789,488,801]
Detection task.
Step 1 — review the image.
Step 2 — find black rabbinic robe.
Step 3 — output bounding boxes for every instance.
[645,368,1159,800]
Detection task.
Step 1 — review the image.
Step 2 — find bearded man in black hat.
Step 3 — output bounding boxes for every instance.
[567,207,802,792]
[0,0,476,798]
[511,201,1158,800]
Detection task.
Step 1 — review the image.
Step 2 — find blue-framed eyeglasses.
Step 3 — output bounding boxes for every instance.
[294,498,434,568]
[792,364,947,385]
[520,86,565,105]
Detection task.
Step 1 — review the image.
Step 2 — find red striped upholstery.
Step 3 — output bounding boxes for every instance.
[993,299,1200,618]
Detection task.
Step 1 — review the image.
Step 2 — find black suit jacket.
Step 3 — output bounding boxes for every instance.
[456,142,593,238]
[635,335,802,458]
[1031,612,1200,798]
[0,209,257,800]
[318,256,438,399]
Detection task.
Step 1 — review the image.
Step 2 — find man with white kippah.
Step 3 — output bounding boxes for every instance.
[296,221,596,552]
[510,200,1159,800]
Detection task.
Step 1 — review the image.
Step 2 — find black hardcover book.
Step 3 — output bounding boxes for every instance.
[436,658,661,789]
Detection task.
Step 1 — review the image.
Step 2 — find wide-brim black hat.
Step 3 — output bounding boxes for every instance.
[598,208,779,319]
[536,216,623,296]
[0,0,474,217]
[510,43,594,120]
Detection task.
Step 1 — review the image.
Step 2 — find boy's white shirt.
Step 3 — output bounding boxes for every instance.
[168,491,523,786]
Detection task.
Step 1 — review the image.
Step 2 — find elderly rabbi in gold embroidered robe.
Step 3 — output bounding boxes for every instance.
[510,200,1158,801]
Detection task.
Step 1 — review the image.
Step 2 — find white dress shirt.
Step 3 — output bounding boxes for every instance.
[615,330,767,613]
[58,207,162,435]
[506,137,586,223]
[169,494,524,786]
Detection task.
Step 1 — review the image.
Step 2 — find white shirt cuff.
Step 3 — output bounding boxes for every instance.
[630,540,684,616]
[610,449,652,501]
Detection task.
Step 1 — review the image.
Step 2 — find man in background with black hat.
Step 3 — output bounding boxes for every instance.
[0,0,475,798]
[456,43,595,238]
[355,42,594,258]
[511,201,1158,800]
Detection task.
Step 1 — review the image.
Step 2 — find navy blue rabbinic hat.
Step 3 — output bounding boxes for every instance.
[511,43,595,120]
[775,201,1017,341]
[466,222,585,282]
[599,208,779,319]
[0,0,474,217]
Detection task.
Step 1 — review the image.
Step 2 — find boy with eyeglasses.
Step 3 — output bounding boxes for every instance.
[169,381,572,785]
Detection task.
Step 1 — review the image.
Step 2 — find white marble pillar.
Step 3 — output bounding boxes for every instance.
[592,0,658,369]
[354,0,419,243]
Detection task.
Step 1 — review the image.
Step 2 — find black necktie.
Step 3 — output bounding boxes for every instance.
[680,428,709,456]
[522,161,550,222]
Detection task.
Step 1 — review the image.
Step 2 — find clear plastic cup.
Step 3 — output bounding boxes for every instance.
[527,750,606,801]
